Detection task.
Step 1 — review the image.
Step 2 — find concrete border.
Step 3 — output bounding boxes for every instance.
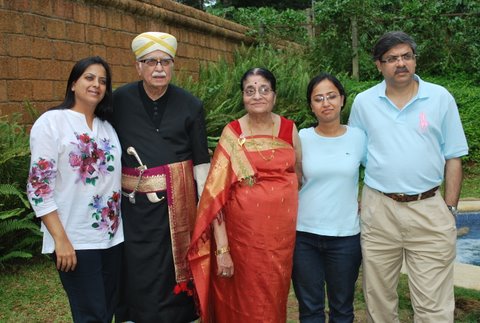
[458,200,480,213]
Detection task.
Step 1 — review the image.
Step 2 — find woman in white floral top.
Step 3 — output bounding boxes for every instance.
[27,56,123,323]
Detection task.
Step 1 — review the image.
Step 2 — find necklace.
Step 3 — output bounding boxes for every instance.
[248,117,276,161]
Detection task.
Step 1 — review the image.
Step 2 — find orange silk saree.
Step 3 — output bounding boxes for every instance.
[188,117,298,323]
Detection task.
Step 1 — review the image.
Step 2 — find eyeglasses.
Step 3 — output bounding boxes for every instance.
[314,93,340,103]
[380,53,416,64]
[243,86,274,97]
[138,57,174,67]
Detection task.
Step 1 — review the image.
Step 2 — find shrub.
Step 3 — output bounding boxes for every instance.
[178,46,479,165]
[181,45,314,141]
[0,105,42,268]
[427,76,480,164]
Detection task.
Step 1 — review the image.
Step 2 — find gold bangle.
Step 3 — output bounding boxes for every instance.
[215,245,230,256]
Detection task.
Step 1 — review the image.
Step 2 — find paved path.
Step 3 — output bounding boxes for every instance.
[458,199,480,212]
[453,263,480,290]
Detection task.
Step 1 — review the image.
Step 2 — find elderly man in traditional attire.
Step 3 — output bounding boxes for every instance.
[113,31,210,323]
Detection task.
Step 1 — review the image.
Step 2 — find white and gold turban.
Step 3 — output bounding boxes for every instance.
[131,32,177,59]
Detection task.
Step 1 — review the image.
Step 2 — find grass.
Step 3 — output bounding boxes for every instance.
[462,162,480,199]
[0,257,71,322]
[287,270,480,322]
[1,257,480,322]
[0,161,477,322]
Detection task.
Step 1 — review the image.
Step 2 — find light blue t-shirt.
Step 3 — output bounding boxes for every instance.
[349,75,468,195]
[297,126,366,236]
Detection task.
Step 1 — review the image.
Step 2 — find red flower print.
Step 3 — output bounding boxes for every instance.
[79,133,91,143]
[69,133,116,185]
[89,191,121,239]
[27,158,56,206]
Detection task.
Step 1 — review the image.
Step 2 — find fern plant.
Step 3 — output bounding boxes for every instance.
[179,44,317,143]
[0,104,42,268]
[0,184,41,265]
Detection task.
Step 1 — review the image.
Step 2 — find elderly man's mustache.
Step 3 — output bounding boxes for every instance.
[153,72,167,77]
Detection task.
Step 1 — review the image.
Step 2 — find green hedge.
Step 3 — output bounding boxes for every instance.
[179,46,479,164]
[430,76,480,164]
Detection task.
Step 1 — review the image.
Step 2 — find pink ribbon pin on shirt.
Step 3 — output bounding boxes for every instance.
[419,112,429,132]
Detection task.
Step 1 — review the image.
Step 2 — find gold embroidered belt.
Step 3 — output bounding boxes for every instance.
[122,165,167,193]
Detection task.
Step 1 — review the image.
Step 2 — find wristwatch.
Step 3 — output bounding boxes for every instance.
[447,205,458,217]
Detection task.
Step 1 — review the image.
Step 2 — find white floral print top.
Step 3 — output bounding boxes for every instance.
[27,109,124,253]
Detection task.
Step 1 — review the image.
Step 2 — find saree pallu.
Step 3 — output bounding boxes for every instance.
[189,118,298,323]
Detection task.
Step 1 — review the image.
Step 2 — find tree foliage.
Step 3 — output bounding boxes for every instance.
[207,0,480,81]
[310,0,480,80]
[207,6,308,43]
[215,0,311,10]
[175,0,205,10]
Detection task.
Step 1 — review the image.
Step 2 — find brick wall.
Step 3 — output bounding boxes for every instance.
[0,0,258,120]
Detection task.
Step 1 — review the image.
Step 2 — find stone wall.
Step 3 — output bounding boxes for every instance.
[0,0,257,119]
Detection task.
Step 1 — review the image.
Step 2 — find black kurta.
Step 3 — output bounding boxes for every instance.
[113,81,210,323]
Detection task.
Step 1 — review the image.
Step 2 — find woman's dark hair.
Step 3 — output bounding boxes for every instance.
[306,72,347,108]
[372,31,417,61]
[50,56,113,121]
[239,67,276,92]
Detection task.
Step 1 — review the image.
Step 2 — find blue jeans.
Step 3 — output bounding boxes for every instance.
[54,243,123,323]
[292,232,361,323]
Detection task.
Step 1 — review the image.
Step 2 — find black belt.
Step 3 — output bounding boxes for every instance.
[382,186,439,203]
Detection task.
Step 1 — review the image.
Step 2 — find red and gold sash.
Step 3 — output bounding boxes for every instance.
[122,160,197,284]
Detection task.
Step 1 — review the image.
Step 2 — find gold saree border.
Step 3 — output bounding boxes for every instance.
[167,160,197,283]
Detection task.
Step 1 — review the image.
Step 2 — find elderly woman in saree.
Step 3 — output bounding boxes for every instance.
[188,67,302,322]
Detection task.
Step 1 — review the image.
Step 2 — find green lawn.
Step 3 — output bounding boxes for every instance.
[0,258,71,322]
[462,163,480,199]
[1,257,480,322]
[1,164,478,322]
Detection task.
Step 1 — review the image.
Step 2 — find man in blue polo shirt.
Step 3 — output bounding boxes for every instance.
[349,31,468,322]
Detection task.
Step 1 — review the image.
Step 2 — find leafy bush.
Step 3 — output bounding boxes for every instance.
[0,184,41,266]
[181,45,314,141]
[0,105,42,268]
[426,76,480,164]
[178,46,479,166]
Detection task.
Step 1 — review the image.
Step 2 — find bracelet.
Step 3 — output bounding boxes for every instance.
[215,245,230,256]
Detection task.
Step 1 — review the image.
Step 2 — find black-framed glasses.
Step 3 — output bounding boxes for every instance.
[380,53,417,64]
[138,57,174,67]
[314,93,340,103]
[243,85,274,97]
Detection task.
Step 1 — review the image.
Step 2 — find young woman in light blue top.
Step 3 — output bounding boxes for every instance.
[292,73,366,323]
